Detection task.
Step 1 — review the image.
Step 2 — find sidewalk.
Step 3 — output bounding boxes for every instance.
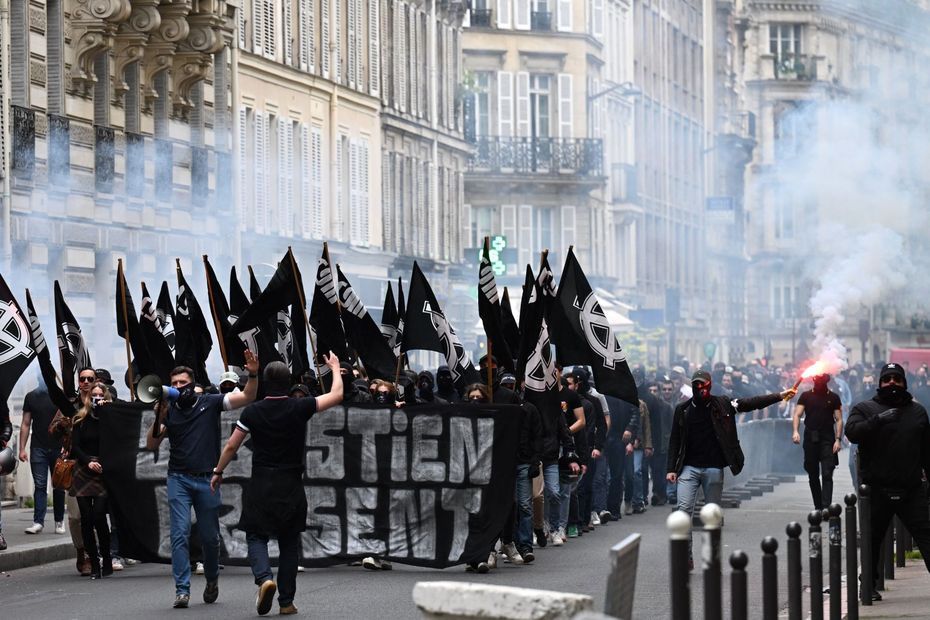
[0,502,76,573]
[858,562,930,618]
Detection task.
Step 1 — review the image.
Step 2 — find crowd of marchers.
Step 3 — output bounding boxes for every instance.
[2,355,930,613]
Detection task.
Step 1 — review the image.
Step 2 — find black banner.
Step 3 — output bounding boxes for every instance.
[100,401,521,568]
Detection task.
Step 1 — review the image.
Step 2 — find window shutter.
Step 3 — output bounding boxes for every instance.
[283,0,293,64]
[560,205,576,249]
[592,0,603,38]
[368,0,380,96]
[335,136,344,240]
[558,73,573,137]
[359,138,369,247]
[502,205,516,273]
[332,0,341,83]
[557,0,571,32]
[321,0,330,77]
[514,0,529,30]
[239,107,249,227]
[311,125,324,237]
[349,140,359,244]
[278,119,294,235]
[410,7,418,117]
[347,0,357,87]
[382,151,392,249]
[300,124,312,237]
[238,1,247,48]
[498,71,513,137]
[263,0,276,60]
[298,0,314,71]
[355,0,363,89]
[254,111,267,233]
[519,204,533,269]
[516,72,529,136]
[462,202,472,255]
[253,0,264,55]
[496,0,511,28]
[445,26,454,129]
[397,5,407,112]
[417,161,426,256]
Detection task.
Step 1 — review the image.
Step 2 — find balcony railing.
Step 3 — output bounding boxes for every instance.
[94,125,115,193]
[531,10,552,31]
[471,8,492,28]
[48,114,70,186]
[773,54,817,81]
[467,136,603,177]
[125,133,145,197]
[11,105,35,179]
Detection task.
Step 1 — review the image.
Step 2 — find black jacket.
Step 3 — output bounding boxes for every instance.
[580,392,607,454]
[667,393,783,476]
[517,403,544,465]
[0,402,11,446]
[605,395,639,441]
[845,392,930,490]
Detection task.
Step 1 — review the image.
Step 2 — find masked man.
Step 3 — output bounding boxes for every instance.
[792,374,842,510]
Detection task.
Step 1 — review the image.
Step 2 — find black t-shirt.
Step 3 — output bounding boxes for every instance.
[166,394,227,473]
[23,389,60,450]
[683,402,727,469]
[237,396,318,468]
[559,388,584,429]
[798,389,841,433]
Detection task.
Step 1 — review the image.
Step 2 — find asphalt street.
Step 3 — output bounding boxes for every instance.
[0,465,857,620]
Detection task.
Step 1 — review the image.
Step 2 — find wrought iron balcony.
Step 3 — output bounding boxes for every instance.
[531,10,552,31]
[11,105,35,179]
[467,136,603,177]
[48,114,70,186]
[470,8,492,28]
[773,54,817,81]
[125,133,145,197]
[95,125,115,193]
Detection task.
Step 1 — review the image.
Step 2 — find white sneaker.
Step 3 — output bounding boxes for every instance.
[361,556,382,570]
[590,511,601,526]
[558,527,568,543]
[24,523,43,534]
[194,561,204,575]
[501,542,524,564]
[55,522,65,535]
[487,552,497,569]
[548,531,564,547]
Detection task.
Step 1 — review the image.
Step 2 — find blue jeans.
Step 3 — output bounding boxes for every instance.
[542,463,561,532]
[31,446,65,525]
[676,465,725,556]
[167,473,221,595]
[606,436,628,517]
[248,531,300,607]
[514,465,534,553]
[558,475,580,530]
[624,449,645,509]
[590,455,609,513]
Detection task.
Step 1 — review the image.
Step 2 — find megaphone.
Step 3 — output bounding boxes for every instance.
[136,374,180,404]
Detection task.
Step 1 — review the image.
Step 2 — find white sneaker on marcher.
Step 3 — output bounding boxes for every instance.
[500,543,524,564]
[548,531,564,547]
[24,523,43,534]
[590,511,601,526]
[55,522,65,535]
[557,527,567,543]
[194,561,204,575]
[487,552,497,569]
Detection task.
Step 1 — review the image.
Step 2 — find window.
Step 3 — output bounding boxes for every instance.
[770,24,802,60]
[771,278,801,320]
[529,74,551,138]
[298,0,315,72]
[472,72,492,137]
[774,101,812,161]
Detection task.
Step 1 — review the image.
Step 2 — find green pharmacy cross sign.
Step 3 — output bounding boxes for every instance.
[479,235,508,276]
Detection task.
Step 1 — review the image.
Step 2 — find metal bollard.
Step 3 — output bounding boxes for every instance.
[828,504,842,620]
[809,510,824,620]
[730,550,749,620]
[845,493,859,620]
[668,510,691,620]
[786,522,803,620]
[883,524,894,580]
[761,537,779,620]
[700,504,723,620]
[895,516,906,568]
[859,484,873,606]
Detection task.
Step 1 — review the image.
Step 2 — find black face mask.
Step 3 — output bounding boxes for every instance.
[436,376,454,392]
[692,381,712,404]
[813,380,828,393]
[176,385,198,409]
[878,383,905,402]
[374,392,392,405]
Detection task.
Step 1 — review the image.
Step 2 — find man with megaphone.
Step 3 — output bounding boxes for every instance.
[145,349,260,610]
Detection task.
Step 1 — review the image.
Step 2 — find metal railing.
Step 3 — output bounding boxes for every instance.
[531,10,552,31]
[467,136,603,177]
[773,54,817,80]
[470,8,492,28]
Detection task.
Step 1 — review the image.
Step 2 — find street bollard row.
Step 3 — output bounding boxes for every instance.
[667,491,883,620]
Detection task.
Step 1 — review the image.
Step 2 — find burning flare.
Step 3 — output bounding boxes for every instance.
[791,361,830,390]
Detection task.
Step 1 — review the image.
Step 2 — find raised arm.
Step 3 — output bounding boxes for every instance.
[226,350,260,410]
[314,352,344,412]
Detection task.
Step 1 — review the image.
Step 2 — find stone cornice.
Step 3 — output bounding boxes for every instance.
[68,0,133,95]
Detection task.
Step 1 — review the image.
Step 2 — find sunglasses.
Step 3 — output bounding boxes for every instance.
[79,376,96,383]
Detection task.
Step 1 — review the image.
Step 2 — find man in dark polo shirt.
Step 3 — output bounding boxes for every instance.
[210,353,343,616]
[792,374,843,510]
[18,376,65,535]
[147,350,259,609]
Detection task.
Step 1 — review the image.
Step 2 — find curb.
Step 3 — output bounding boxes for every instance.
[0,540,74,573]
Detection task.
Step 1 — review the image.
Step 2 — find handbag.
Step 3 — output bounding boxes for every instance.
[51,435,76,490]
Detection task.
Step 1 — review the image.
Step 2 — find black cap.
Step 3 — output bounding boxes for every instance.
[691,370,712,384]
[339,361,354,374]
[95,368,114,385]
[289,384,310,397]
[879,363,907,387]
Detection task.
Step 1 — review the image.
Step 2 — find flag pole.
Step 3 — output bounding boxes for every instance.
[483,236,494,394]
[202,255,229,371]
[287,247,324,381]
[117,259,136,401]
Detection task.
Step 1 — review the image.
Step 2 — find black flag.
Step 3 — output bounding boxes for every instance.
[0,275,36,403]
[308,247,350,368]
[402,262,479,390]
[25,289,74,415]
[517,267,557,394]
[175,265,213,385]
[116,260,155,382]
[248,266,282,364]
[140,283,176,383]
[554,248,638,406]
[289,301,310,380]
[203,257,245,368]
[229,250,299,356]
[335,265,397,380]
[478,238,514,373]
[54,280,92,397]
[380,281,399,353]
[156,282,176,356]
[396,277,406,358]
[501,287,521,360]
[228,267,276,367]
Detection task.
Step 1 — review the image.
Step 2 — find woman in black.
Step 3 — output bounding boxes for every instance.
[70,382,113,579]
